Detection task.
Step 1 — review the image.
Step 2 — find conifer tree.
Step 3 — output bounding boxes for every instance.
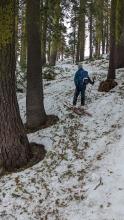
[49,0,61,66]
[26,0,46,129]
[41,0,49,65]
[88,0,93,59]
[107,0,116,79]
[0,0,31,171]
[107,0,124,79]
[79,0,86,62]
[69,0,78,63]
[99,0,124,91]
[20,2,27,72]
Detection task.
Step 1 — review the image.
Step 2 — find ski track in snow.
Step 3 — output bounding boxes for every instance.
[0,60,124,220]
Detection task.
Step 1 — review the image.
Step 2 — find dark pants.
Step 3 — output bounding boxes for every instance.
[73,88,85,106]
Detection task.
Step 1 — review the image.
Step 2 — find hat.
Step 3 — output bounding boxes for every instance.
[78,63,83,69]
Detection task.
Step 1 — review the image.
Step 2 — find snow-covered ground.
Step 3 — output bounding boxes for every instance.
[1,59,124,220]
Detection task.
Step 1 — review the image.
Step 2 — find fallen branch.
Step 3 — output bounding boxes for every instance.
[94,177,103,190]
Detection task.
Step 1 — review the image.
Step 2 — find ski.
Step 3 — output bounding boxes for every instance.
[64,101,92,117]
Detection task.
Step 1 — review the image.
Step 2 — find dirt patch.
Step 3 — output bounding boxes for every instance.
[25,142,46,168]
[25,114,59,134]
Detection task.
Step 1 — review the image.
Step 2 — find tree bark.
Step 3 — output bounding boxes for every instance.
[47,35,51,63]
[114,0,124,69]
[26,0,46,129]
[76,27,80,64]
[105,5,110,54]
[49,0,61,66]
[0,0,31,171]
[107,0,116,79]
[89,1,93,59]
[41,0,48,65]
[79,0,85,62]
[20,3,27,72]
[102,18,105,54]
[73,24,76,63]
[95,38,100,58]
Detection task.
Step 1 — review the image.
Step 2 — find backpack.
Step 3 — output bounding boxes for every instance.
[74,69,88,88]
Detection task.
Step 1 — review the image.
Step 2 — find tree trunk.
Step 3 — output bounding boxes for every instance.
[50,43,58,66]
[107,0,116,79]
[105,5,110,54]
[102,19,105,54]
[20,4,27,72]
[89,2,93,60]
[0,0,31,171]
[95,38,100,58]
[41,0,48,65]
[76,27,80,64]
[73,25,76,63]
[15,0,19,62]
[26,0,46,129]
[47,36,51,63]
[114,0,124,69]
[49,0,61,66]
[101,1,105,55]
[79,0,85,62]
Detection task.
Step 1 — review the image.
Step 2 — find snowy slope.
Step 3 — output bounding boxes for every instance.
[0,59,124,220]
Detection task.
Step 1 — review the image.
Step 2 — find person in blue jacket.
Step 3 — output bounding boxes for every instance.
[73,64,94,106]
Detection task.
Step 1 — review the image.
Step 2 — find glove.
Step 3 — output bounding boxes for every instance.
[92,76,96,81]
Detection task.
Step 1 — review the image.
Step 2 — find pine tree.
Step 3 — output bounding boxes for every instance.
[69,0,78,63]
[104,0,110,54]
[98,0,124,91]
[0,0,31,171]
[20,2,27,72]
[107,0,124,79]
[114,0,124,69]
[94,0,103,58]
[107,0,116,80]
[79,0,86,62]
[26,0,46,129]
[88,0,93,59]
[49,0,61,66]
[41,0,49,65]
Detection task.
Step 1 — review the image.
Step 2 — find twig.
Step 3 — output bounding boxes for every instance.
[94,177,103,190]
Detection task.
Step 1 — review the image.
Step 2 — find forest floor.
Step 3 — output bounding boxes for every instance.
[0,58,124,220]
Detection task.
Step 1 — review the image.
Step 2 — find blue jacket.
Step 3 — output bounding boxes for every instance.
[74,68,93,90]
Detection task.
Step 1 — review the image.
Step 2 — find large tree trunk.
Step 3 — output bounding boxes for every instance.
[76,27,80,64]
[73,25,76,63]
[89,1,93,60]
[49,0,61,66]
[95,38,100,58]
[41,0,48,65]
[107,0,116,79]
[50,42,58,66]
[107,0,124,79]
[0,0,31,171]
[99,0,117,92]
[20,4,27,72]
[101,0,106,55]
[105,3,110,54]
[114,0,124,69]
[102,18,105,54]
[26,0,46,129]
[47,35,51,63]
[95,19,101,58]
[79,0,85,62]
